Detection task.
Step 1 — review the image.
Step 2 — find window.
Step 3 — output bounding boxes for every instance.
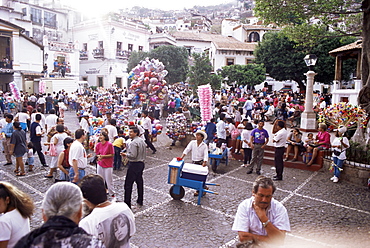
[128,44,133,51]
[138,46,143,51]
[44,11,57,28]
[117,42,122,50]
[22,8,27,16]
[30,8,42,25]
[82,77,88,81]
[98,41,103,49]
[249,32,260,42]
[226,58,235,66]
[83,43,87,51]
[116,77,122,88]
[98,77,103,87]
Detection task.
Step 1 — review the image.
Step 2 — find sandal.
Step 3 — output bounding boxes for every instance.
[14,169,19,173]
[28,165,34,172]
[16,172,26,176]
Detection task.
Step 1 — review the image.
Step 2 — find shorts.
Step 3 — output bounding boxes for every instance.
[27,157,34,165]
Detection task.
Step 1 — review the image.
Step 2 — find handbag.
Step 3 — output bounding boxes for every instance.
[49,143,57,157]
[333,150,342,156]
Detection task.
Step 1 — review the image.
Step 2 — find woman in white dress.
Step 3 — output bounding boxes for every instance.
[45,124,68,179]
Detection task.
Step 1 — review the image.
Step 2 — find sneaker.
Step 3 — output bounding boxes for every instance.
[256,171,261,175]
[330,176,336,181]
[333,177,339,183]
[240,164,246,167]
[246,171,253,174]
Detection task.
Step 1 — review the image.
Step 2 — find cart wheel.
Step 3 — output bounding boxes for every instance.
[211,160,217,173]
[169,186,185,200]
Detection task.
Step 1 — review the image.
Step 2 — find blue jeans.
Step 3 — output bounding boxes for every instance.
[69,167,85,184]
[333,156,344,178]
[114,146,122,170]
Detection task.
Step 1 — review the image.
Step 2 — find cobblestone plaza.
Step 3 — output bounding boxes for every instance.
[0,111,369,248]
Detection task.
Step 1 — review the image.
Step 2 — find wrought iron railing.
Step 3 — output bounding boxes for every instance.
[323,147,370,168]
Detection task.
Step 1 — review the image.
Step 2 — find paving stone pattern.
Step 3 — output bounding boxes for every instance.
[0,111,369,248]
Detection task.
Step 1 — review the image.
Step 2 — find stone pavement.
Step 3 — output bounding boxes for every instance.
[0,111,369,248]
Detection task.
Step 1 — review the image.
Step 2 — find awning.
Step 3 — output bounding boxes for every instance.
[279,87,292,92]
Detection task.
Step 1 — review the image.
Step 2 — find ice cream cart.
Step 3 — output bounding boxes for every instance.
[167,158,219,205]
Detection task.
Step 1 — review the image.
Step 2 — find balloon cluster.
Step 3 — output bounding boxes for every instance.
[166,113,187,140]
[151,120,163,139]
[97,97,114,115]
[198,85,212,122]
[128,58,168,103]
[318,102,368,130]
[9,82,21,101]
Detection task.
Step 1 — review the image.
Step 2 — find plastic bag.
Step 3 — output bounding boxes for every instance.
[49,143,57,157]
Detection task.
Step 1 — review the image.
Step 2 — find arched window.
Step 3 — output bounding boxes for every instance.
[249,32,260,42]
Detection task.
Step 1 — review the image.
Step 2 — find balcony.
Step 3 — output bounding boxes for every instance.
[116,50,131,60]
[0,60,12,69]
[80,50,88,60]
[93,48,104,59]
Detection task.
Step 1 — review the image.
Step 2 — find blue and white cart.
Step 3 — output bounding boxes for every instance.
[167,158,219,205]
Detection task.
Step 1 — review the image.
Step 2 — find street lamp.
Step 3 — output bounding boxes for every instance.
[300,54,318,132]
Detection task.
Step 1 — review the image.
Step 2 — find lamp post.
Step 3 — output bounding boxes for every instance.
[300,54,318,132]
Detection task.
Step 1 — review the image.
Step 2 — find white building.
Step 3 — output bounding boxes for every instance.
[0,0,81,92]
[73,17,150,88]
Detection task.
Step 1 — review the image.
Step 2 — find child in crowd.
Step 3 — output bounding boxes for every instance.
[26,142,34,172]
[113,130,126,170]
[303,133,314,163]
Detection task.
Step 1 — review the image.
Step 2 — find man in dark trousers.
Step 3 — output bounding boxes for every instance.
[140,111,156,154]
[272,121,288,181]
[121,126,146,208]
[30,113,47,167]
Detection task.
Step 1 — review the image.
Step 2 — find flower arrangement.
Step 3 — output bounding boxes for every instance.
[318,102,368,131]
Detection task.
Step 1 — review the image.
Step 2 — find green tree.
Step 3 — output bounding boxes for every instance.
[149,46,189,84]
[254,32,357,89]
[187,52,213,90]
[220,64,266,88]
[127,51,150,74]
[253,0,370,112]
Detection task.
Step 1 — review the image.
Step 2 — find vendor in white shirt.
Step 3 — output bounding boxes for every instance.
[180,130,208,167]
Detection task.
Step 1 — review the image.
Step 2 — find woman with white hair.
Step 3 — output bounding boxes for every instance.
[330,126,350,183]
[14,182,104,248]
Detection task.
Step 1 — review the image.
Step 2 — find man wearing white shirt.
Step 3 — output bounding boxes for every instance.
[232,176,290,246]
[105,119,118,143]
[140,111,156,154]
[272,121,288,181]
[216,113,227,148]
[45,109,58,132]
[180,130,208,167]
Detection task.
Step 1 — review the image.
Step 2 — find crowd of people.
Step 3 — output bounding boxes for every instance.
[0,85,348,247]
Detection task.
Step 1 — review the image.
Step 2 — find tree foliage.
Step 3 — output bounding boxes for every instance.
[127,46,189,85]
[187,52,213,90]
[220,64,266,88]
[149,45,189,84]
[254,31,357,88]
[254,0,362,47]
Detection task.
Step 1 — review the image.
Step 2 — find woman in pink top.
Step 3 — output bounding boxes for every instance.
[95,132,115,197]
[306,123,331,166]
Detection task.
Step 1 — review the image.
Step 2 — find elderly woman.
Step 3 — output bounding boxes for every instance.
[0,181,34,248]
[306,123,331,166]
[330,126,349,183]
[284,128,303,162]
